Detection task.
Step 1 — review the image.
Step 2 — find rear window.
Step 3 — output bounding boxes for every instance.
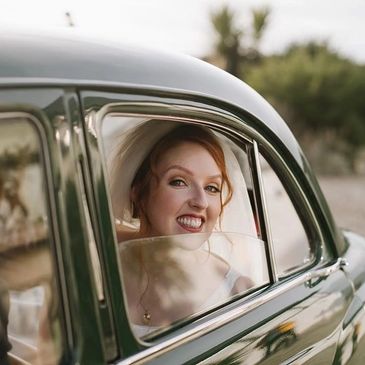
[0,115,63,364]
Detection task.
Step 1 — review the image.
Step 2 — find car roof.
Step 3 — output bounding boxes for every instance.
[0,30,343,255]
[0,31,297,149]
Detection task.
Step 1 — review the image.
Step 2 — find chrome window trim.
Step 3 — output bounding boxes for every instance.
[253,141,278,281]
[255,145,324,277]
[94,102,255,144]
[76,159,105,301]
[0,111,73,347]
[115,258,345,365]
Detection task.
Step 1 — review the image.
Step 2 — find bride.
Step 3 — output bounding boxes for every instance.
[107,121,258,337]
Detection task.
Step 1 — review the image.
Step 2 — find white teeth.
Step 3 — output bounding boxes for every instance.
[177,216,202,229]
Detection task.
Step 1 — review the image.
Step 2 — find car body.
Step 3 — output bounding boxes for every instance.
[0,31,365,365]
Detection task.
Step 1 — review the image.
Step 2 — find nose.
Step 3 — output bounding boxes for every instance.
[188,185,208,209]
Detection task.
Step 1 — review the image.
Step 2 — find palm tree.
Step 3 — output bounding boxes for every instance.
[211,5,242,76]
[210,5,270,77]
[252,7,270,49]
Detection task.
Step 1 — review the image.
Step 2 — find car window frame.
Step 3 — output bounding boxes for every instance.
[81,91,334,361]
[86,100,275,346]
[256,142,327,279]
[0,111,70,362]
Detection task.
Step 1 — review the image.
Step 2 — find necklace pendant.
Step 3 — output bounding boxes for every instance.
[143,311,151,323]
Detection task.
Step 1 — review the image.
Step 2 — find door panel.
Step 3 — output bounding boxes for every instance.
[198,268,351,364]
[0,89,106,364]
[80,90,354,364]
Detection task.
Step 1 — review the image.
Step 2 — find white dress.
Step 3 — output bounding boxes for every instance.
[132,267,242,338]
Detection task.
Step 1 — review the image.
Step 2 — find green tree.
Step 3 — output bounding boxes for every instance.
[246,42,365,172]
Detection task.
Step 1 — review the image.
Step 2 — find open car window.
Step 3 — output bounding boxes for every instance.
[99,114,270,339]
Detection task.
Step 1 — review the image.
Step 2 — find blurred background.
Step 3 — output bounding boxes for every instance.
[1,0,364,235]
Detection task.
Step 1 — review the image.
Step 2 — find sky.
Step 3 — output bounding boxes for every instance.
[1,0,364,63]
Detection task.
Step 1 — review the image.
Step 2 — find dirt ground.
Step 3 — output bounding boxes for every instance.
[318,175,365,236]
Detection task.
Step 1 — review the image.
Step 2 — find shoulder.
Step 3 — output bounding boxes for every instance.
[225,267,254,294]
[232,275,254,294]
[116,226,140,242]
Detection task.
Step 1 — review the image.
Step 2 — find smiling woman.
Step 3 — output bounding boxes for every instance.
[102,116,268,338]
[128,125,232,238]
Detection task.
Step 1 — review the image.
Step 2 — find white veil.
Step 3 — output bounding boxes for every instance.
[107,119,176,226]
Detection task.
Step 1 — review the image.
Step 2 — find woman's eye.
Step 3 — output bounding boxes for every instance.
[169,179,186,187]
[205,185,220,193]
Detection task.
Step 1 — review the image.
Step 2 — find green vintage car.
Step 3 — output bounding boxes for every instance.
[0,31,364,365]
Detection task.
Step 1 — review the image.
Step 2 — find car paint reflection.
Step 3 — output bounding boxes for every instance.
[200,285,350,364]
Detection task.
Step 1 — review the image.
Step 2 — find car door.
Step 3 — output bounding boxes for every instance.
[198,149,352,365]
[0,88,111,364]
[80,89,353,364]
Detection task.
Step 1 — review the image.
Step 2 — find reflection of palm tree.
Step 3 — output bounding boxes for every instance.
[3,174,28,218]
[120,238,196,328]
[0,145,37,170]
[258,322,297,357]
[0,162,46,248]
[120,233,253,335]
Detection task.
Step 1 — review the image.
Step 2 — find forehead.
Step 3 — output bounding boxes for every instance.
[156,141,221,173]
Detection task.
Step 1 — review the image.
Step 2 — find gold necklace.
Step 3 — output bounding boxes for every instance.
[139,271,152,324]
[142,308,151,323]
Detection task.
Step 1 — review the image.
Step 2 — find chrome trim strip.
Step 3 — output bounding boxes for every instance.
[253,141,278,282]
[306,257,347,282]
[76,160,105,301]
[0,112,73,347]
[94,103,255,145]
[115,268,322,365]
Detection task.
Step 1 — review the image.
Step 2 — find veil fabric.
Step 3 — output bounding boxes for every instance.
[107,120,176,225]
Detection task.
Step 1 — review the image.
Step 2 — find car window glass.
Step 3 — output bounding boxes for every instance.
[0,117,62,364]
[259,154,312,276]
[119,232,267,338]
[99,114,270,339]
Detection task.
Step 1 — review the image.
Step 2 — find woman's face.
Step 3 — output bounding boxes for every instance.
[142,142,222,236]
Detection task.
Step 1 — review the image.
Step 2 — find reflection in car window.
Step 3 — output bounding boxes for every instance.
[100,115,270,338]
[0,117,62,364]
[120,233,267,338]
[259,155,312,275]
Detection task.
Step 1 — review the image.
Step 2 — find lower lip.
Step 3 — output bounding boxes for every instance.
[177,221,203,233]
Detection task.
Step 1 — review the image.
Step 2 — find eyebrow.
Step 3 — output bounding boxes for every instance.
[162,165,222,180]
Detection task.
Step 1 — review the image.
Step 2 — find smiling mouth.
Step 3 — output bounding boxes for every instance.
[177,216,204,230]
